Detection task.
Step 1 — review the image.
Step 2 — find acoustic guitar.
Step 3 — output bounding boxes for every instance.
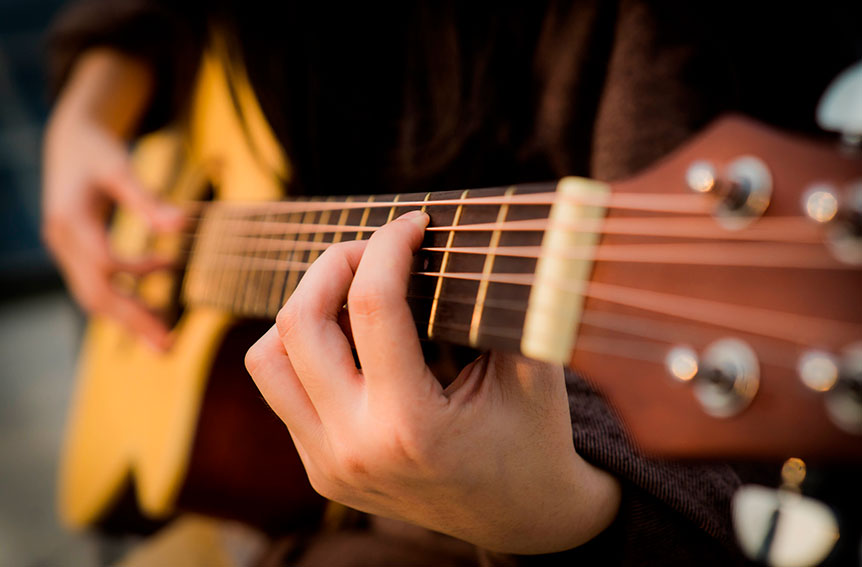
[59,48,862,532]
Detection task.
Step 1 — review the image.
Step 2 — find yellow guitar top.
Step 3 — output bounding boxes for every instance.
[59,44,286,527]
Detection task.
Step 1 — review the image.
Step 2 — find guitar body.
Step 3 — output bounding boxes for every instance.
[59,50,321,530]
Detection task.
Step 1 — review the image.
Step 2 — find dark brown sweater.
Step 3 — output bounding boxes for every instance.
[48,1,862,565]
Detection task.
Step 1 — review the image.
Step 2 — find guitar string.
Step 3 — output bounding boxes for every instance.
[183,240,845,270]
[378,316,796,371]
[174,191,714,215]
[400,292,802,368]
[175,215,825,246]
[185,259,861,347]
[158,196,854,350]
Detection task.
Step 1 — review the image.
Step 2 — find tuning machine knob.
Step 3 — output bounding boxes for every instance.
[803,180,862,265]
[799,345,862,434]
[685,156,772,229]
[666,338,760,417]
[733,458,840,567]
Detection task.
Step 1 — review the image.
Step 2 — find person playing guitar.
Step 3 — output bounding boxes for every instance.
[42,1,862,565]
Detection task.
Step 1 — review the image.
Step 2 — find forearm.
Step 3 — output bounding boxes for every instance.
[49,48,154,140]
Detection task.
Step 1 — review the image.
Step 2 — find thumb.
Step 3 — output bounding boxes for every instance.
[99,157,185,231]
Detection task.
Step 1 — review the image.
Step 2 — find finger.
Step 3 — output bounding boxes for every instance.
[106,291,173,350]
[246,326,323,442]
[337,307,355,350]
[52,205,175,349]
[68,208,169,279]
[348,211,437,399]
[60,255,171,351]
[98,159,185,232]
[276,240,366,412]
[111,254,177,275]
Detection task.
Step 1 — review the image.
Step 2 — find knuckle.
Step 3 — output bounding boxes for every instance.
[244,342,266,376]
[275,301,302,341]
[333,445,369,480]
[389,427,428,465]
[379,420,435,471]
[321,241,350,259]
[347,285,389,322]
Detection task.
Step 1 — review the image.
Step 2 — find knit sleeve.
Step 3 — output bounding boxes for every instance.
[47,0,205,134]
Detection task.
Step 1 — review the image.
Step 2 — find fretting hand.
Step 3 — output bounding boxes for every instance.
[245,210,621,554]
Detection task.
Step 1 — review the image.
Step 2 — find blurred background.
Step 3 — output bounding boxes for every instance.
[0,1,100,564]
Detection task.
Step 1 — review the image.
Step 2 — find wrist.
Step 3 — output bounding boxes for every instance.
[51,48,154,140]
[455,453,621,555]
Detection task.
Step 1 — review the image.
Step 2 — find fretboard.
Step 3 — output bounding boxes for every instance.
[182,180,607,358]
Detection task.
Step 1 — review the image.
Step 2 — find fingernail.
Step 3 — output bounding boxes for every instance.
[399,210,429,226]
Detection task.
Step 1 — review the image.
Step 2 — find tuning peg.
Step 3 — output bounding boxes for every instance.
[797,345,862,435]
[817,60,862,146]
[733,459,840,567]
[685,157,772,230]
[665,339,759,418]
[801,180,862,265]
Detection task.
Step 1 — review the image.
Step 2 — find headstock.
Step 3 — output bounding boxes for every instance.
[570,115,862,460]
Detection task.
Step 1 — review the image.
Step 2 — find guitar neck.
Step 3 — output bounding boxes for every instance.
[183,180,607,358]
[179,115,862,460]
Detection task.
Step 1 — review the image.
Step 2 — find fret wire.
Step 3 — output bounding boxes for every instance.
[385,193,402,224]
[255,210,277,314]
[280,210,304,306]
[420,192,432,213]
[218,208,235,311]
[428,190,470,339]
[230,208,247,314]
[226,208,243,313]
[257,208,285,315]
[469,186,516,346]
[355,195,375,241]
[230,208,252,313]
[306,196,335,266]
[242,209,269,315]
[331,196,354,244]
[204,207,232,311]
[266,209,289,315]
[275,210,297,307]
[182,207,207,304]
[213,208,233,309]
[286,208,317,301]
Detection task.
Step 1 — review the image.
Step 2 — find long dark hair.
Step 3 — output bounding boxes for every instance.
[219,1,615,195]
[52,1,859,194]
